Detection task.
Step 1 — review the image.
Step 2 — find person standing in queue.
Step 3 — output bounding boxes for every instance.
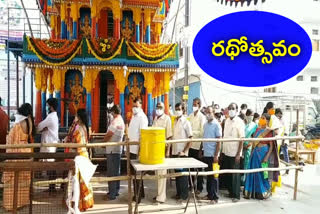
[188,98,206,195]
[104,105,125,201]
[152,102,172,204]
[242,109,258,184]
[127,98,148,203]
[221,103,245,203]
[202,106,222,204]
[0,97,9,154]
[171,103,193,204]
[37,98,59,193]
[275,108,289,174]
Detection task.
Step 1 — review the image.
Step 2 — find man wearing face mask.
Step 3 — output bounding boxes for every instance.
[188,98,206,195]
[221,103,245,203]
[152,102,172,204]
[38,98,60,155]
[103,105,124,201]
[37,98,59,192]
[202,106,222,203]
[172,103,193,203]
[128,98,148,203]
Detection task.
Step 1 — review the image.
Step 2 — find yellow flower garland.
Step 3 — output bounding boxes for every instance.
[127,42,177,64]
[27,36,82,66]
[129,42,176,58]
[133,42,168,52]
[86,38,124,61]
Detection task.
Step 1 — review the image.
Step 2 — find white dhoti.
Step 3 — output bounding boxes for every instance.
[156,169,167,202]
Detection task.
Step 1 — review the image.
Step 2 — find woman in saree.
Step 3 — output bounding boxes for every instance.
[242,109,258,184]
[67,109,96,214]
[244,113,279,200]
[2,103,35,211]
[264,102,283,192]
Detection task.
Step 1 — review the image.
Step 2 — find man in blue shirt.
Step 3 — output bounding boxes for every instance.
[202,106,222,203]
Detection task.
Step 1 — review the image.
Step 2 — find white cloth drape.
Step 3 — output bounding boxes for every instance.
[67,156,97,214]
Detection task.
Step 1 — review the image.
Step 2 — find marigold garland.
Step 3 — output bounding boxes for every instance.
[86,38,124,61]
[133,43,170,52]
[28,37,80,62]
[29,37,80,59]
[37,39,72,55]
[126,41,177,64]
[129,42,177,58]
[38,39,71,52]
[27,36,83,66]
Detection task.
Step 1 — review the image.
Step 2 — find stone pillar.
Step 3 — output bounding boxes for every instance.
[91,0,97,39]
[144,9,151,44]
[52,69,65,122]
[144,72,155,125]
[113,70,127,120]
[35,68,42,124]
[50,15,56,39]
[113,10,121,40]
[83,69,100,126]
[155,23,162,44]
[133,8,141,42]
[71,3,79,39]
[164,72,171,115]
[60,3,67,39]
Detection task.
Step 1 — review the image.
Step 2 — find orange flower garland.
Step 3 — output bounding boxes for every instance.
[30,37,80,59]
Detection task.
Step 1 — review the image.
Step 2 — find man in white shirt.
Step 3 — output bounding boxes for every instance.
[172,103,193,203]
[188,98,206,194]
[104,105,125,201]
[128,98,148,203]
[152,102,172,204]
[37,98,59,192]
[221,103,245,202]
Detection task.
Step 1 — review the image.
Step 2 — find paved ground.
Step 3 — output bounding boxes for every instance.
[1,162,319,213]
[86,163,320,214]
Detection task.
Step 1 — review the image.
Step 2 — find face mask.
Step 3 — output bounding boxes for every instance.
[206,114,214,121]
[268,108,275,115]
[241,109,247,115]
[259,118,267,127]
[247,115,254,123]
[46,106,51,114]
[228,110,237,118]
[132,107,140,115]
[192,107,199,112]
[175,110,183,117]
[156,109,164,116]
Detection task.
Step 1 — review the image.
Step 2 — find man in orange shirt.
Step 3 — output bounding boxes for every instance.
[0,97,9,153]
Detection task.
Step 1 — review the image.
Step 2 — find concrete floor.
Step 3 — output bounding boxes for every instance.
[1,163,319,214]
[86,163,320,214]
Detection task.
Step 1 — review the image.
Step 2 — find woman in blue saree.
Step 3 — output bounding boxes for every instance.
[244,113,279,200]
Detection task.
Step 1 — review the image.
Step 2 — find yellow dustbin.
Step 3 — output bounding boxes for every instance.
[140,127,166,164]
